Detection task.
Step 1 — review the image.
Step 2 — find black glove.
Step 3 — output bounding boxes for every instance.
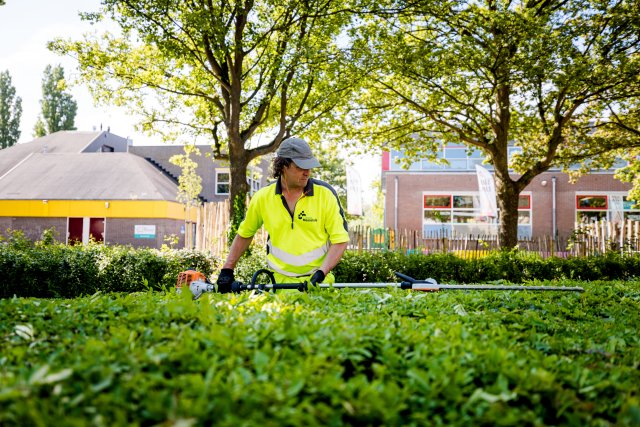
[310,270,325,286]
[217,268,235,293]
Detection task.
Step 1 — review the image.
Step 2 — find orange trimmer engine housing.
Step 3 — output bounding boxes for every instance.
[176,270,208,291]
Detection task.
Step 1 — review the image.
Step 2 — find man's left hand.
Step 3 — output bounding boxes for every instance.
[310,270,325,286]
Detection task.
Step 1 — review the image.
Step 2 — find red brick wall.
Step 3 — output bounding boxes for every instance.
[384,171,631,238]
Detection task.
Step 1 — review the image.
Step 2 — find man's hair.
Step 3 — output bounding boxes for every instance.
[271,157,293,179]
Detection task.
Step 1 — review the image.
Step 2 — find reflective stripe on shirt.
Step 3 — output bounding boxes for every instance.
[267,240,330,267]
[266,260,316,277]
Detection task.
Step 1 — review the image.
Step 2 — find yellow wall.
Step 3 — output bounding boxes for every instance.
[0,200,198,222]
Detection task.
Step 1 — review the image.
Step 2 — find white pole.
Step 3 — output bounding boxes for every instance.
[394,175,398,231]
[552,176,557,238]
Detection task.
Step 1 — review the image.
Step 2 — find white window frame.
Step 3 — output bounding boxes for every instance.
[215,169,230,195]
[422,191,498,237]
[246,167,262,195]
[422,191,532,238]
[575,191,639,223]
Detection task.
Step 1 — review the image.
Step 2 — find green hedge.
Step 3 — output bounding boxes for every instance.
[1,281,639,425]
[333,250,640,284]
[3,229,640,298]
[0,232,219,298]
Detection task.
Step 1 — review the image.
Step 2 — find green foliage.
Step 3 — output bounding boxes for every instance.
[37,228,59,246]
[334,249,640,285]
[0,70,22,148]
[0,241,101,298]
[1,279,639,425]
[4,238,640,299]
[50,0,361,223]
[0,238,219,298]
[228,193,246,247]
[169,144,203,208]
[233,249,268,283]
[347,0,640,248]
[96,245,219,293]
[33,64,77,137]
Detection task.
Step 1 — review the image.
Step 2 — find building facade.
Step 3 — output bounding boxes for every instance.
[382,146,637,239]
[0,131,269,248]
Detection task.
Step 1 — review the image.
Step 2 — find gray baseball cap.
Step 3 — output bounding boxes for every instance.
[276,137,321,169]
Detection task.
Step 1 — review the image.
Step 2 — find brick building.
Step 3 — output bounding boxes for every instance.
[382,147,637,239]
[0,131,269,248]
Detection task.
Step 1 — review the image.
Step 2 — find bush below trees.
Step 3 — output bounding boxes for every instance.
[1,231,640,298]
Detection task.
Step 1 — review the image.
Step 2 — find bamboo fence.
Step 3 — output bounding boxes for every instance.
[189,201,640,259]
[190,200,266,257]
[349,218,640,259]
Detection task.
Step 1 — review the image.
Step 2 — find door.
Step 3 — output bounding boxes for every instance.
[67,217,105,245]
[68,218,84,245]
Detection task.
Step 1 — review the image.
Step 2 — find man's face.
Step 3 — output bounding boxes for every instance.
[283,162,311,190]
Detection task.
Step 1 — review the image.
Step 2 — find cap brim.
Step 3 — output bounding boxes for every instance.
[291,157,321,169]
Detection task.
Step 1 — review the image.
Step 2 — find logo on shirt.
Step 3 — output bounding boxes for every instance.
[297,210,317,222]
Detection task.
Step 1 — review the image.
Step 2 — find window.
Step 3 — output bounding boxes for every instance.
[508,146,523,163]
[517,194,532,238]
[576,193,640,223]
[444,147,468,169]
[624,197,640,221]
[390,145,522,171]
[217,169,262,196]
[576,194,609,223]
[576,195,608,210]
[422,192,532,238]
[424,195,451,208]
[247,168,262,195]
[216,170,230,195]
[423,192,498,237]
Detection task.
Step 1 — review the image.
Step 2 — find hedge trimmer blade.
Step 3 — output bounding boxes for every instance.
[394,272,585,293]
[177,269,584,299]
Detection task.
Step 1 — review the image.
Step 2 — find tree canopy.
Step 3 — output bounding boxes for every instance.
[349,0,640,247]
[0,70,22,149]
[33,65,78,137]
[51,0,360,236]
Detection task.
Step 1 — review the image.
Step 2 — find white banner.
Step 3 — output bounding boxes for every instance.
[475,165,497,217]
[346,166,363,216]
[610,195,624,223]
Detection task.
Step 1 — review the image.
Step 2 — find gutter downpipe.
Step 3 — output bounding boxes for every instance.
[394,175,398,231]
[552,176,557,239]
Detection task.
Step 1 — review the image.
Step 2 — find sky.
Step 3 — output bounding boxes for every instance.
[0,0,141,142]
[0,0,378,203]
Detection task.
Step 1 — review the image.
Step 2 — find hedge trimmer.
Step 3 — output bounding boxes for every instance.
[177,269,585,299]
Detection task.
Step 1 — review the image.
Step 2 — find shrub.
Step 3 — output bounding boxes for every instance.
[0,238,219,298]
[3,238,640,299]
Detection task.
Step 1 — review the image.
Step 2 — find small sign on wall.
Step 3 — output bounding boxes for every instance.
[134,225,156,239]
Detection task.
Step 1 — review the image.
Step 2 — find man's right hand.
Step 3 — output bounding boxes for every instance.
[216,268,235,293]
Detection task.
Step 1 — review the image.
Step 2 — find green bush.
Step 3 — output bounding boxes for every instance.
[1,280,639,425]
[3,233,640,298]
[0,234,100,298]
[334,249,640,285]
[0,236,220,298]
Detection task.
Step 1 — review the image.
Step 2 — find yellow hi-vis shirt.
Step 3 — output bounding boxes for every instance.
[236,178,349,283]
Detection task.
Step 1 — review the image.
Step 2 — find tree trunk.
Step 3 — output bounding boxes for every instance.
[494,176,520,249]
[227,135,250,246]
